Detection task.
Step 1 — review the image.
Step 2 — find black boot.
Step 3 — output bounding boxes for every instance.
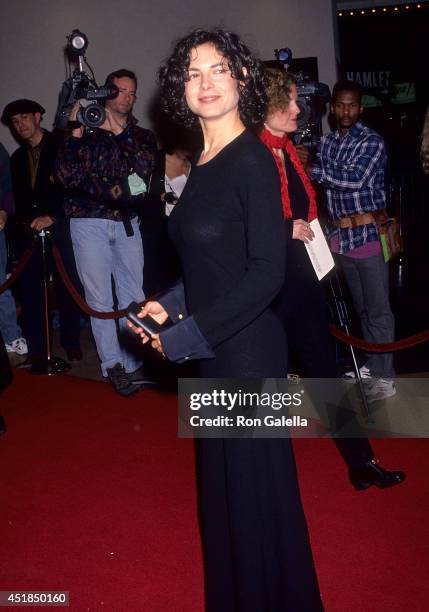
[349,459,406,491]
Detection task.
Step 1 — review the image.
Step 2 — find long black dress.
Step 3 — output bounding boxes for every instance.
[165,131,323,611]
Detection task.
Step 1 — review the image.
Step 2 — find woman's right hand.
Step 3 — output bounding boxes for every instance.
[292,219,315,244]
[127,300,169,344]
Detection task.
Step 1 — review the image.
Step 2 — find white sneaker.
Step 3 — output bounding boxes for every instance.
[365,378,396,403]
[5,337,28,355]
[343,365,371,382]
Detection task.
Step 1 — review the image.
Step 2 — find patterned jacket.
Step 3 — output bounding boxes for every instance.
[56,117,156,221]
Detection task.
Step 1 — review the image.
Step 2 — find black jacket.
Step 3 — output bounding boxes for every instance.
[10,130,63,225]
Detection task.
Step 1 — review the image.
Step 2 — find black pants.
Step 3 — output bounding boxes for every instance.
[0,329,13,391]
[275,251,374,469]
[15,220,82,357]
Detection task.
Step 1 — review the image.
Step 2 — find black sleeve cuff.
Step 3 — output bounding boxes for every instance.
[159,315,215,364]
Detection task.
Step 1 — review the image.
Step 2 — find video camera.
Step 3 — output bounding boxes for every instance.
[273,47,331,148]
[55,30,118,130]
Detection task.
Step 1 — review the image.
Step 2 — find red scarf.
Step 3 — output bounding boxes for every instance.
[259,128,317,221]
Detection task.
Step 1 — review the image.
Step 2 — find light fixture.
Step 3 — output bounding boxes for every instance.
[67,30,89,55]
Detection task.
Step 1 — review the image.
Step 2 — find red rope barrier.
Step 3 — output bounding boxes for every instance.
[51,244,129,319]
[0,247,33,295]
[50,236,429,349]
[329,324,429,352]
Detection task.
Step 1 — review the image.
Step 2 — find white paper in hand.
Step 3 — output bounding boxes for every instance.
[304,218,335,280]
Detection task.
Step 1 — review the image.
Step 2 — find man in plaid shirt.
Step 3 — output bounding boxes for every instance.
[310,81,396,402]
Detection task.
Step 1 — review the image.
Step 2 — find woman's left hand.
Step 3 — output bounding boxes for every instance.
[292,219,315,243]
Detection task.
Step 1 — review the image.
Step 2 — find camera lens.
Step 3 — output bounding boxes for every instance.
[81,103,106,128]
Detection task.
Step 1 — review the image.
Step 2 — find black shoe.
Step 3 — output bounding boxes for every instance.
[128,366,157,386]
[15,353,44,369]
[107,363,138,397]
[349,459,406,491]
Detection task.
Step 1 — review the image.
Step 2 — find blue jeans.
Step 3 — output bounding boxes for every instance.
[70,217,144,376]
[0,229,22,343]
[339,253,395,379]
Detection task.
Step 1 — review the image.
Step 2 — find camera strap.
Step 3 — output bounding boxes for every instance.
[121,210,134,237]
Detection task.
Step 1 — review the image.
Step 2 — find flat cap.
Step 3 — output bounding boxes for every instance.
[1,99,45,124]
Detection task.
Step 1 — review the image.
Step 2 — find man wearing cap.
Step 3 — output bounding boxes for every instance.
[56,69,157,396]
[1,99,82,364]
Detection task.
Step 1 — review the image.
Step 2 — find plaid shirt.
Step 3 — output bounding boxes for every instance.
[310,121,386,254]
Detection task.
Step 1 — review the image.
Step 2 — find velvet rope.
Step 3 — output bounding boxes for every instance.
[0,247,33,295]
[51,244,132,319]
[50,236,429,348]
[329,324,429,352]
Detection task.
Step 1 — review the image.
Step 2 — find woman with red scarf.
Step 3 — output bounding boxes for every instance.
[260,69,405,490]
[260,68,332,379]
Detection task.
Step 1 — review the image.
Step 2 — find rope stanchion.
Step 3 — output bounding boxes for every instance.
[330,324,429,352]
[0,246,33,295]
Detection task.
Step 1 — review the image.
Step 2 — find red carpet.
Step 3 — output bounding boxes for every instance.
[0,370,428,611]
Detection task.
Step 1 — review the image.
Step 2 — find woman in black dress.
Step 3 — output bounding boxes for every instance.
[131,31,323,611]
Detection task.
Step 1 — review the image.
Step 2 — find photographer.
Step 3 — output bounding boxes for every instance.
[1,99,82,365]
[56,69,157,396]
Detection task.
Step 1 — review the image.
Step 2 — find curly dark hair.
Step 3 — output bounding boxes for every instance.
[264,68,296,113]
[158,28,267,128]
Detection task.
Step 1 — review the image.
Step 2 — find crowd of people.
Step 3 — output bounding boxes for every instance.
[0,26,420,612]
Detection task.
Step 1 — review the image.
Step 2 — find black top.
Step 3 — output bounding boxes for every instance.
[284,152,309,220]
[141,150,181,295]
[161,130,287,377]
[283,148,314,277]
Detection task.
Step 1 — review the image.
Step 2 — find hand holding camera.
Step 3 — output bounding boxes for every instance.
[55,30,119,131]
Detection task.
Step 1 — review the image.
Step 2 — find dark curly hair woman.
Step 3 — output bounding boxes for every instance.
[130,29,323,611]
